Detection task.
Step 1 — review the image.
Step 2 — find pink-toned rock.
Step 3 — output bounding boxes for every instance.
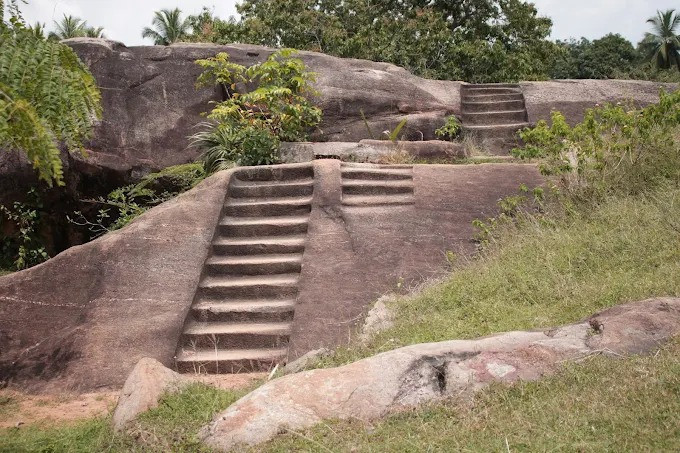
[112,358,188,431]
[201,298,680,451]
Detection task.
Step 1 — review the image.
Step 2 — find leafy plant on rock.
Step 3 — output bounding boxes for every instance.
[0,189,49,270]
[190,49,322,173]
[435,116,462,141]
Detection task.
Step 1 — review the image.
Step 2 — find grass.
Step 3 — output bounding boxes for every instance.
[259,339,680,452]
[0,270,10,277]
[319,187,680,367]
[0,383,244,452]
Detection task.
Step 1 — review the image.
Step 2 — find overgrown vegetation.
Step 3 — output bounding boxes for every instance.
[0,1,102,186]
[0,189,49,270]
[68,163,206,239]
[143,3,680,83]
[435,115,462,141]
[191,49,321,173]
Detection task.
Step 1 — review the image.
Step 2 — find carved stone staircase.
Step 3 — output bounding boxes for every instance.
[175,165,314,374]
[461,83,530,155]
[341,163,415,207]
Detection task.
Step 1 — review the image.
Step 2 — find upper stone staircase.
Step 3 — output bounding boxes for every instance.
[341,163,415,207]
[461,83,530,155]
[175,165,314,374]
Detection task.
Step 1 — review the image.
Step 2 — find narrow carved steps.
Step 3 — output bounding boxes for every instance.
[341,164,415,207]
[460,83,530,155]
[175,164,314,374]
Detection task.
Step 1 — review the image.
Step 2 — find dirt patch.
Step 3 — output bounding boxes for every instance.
[0,390,117,429]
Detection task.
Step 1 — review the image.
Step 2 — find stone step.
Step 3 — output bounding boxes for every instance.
[205,254,303,276]
[181,321,291,349]
[212,235,307,256]
[341,163,413,170]
[462,99,526,113]
[463,87,521,96]
[218,215,309,237]
[462,83,521,89]
[342,180,414,196]
[198,274,299,299]
[234,165,314,182]
[463,123,531,140]
[229,179,314,198]
[462,93,525,103]
[341,167,413,181]
[462,110,528,126]
[175,347,287,373]
[342,194,416,207]
[191,299,296,323]
[223,197,312,217]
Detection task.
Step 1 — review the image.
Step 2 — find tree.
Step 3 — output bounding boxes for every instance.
[231,0,558,82]
[0,2,102,186]
[552,34,639,79]
[142,8,190,45]
[640,9,680,71]
[85,26,106,38]
[185,6,243,43]
[49,14,87,40]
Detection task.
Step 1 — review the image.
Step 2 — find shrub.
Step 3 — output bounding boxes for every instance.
[191,49,321,172]
[69,164,206,238]
[435,115,462,141]
[512,89,680,200]
[0,189,49,270]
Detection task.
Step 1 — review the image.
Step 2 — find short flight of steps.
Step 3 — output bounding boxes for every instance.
[175,165,314,374]
[341,163,415,207]
[461,83,530,155]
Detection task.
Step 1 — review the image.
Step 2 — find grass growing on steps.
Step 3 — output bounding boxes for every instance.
[260,339,680,452]
[0,383,244,452]
[320,187,680,368]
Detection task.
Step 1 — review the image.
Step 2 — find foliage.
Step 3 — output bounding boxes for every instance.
[0,8,102,186]
[552,34,640,79]
[193,0,558,82]
[191,49,321,172]
[141,8,190,45]
[47,14,105,40]
[0,189,49,270]
[69,163,205,239]
[184,6,243,44]
[435,115,462,141]
[640,9,680,71]
[512,89,680,200]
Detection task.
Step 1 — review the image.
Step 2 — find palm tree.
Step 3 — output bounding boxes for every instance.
[142,8,190,45]
[49,14,87,40]
[640,9,680,71]
[86,26,106,38]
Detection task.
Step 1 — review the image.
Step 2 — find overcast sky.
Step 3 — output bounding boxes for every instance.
[15,0,679,47]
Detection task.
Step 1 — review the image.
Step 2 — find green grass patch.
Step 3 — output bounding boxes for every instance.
[321,187,680,367]
[0,383,244,453]
[260,339,680,452]
[0,270,11,277]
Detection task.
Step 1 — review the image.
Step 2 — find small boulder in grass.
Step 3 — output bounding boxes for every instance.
[112,358,188,431]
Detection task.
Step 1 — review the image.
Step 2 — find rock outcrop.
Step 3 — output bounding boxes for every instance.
[0,161,542,392]
[201,298,680,451]
[0,170,233,392]
[112,358,188,431]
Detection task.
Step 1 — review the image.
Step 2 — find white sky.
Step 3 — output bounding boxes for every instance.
[15,0,680,47]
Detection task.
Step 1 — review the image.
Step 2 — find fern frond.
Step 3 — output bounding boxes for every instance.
[0,27,101,185]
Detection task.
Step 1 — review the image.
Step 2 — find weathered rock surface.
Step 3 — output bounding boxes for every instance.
[359,295,396,344]
[282,348,331,375]
[0,161,541,392]
[280,139,464,163]
[521,79,677,125]
[112,358,188,431]
[0,169,234,392]
[59,40,675,180]
[201,298,680,451]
